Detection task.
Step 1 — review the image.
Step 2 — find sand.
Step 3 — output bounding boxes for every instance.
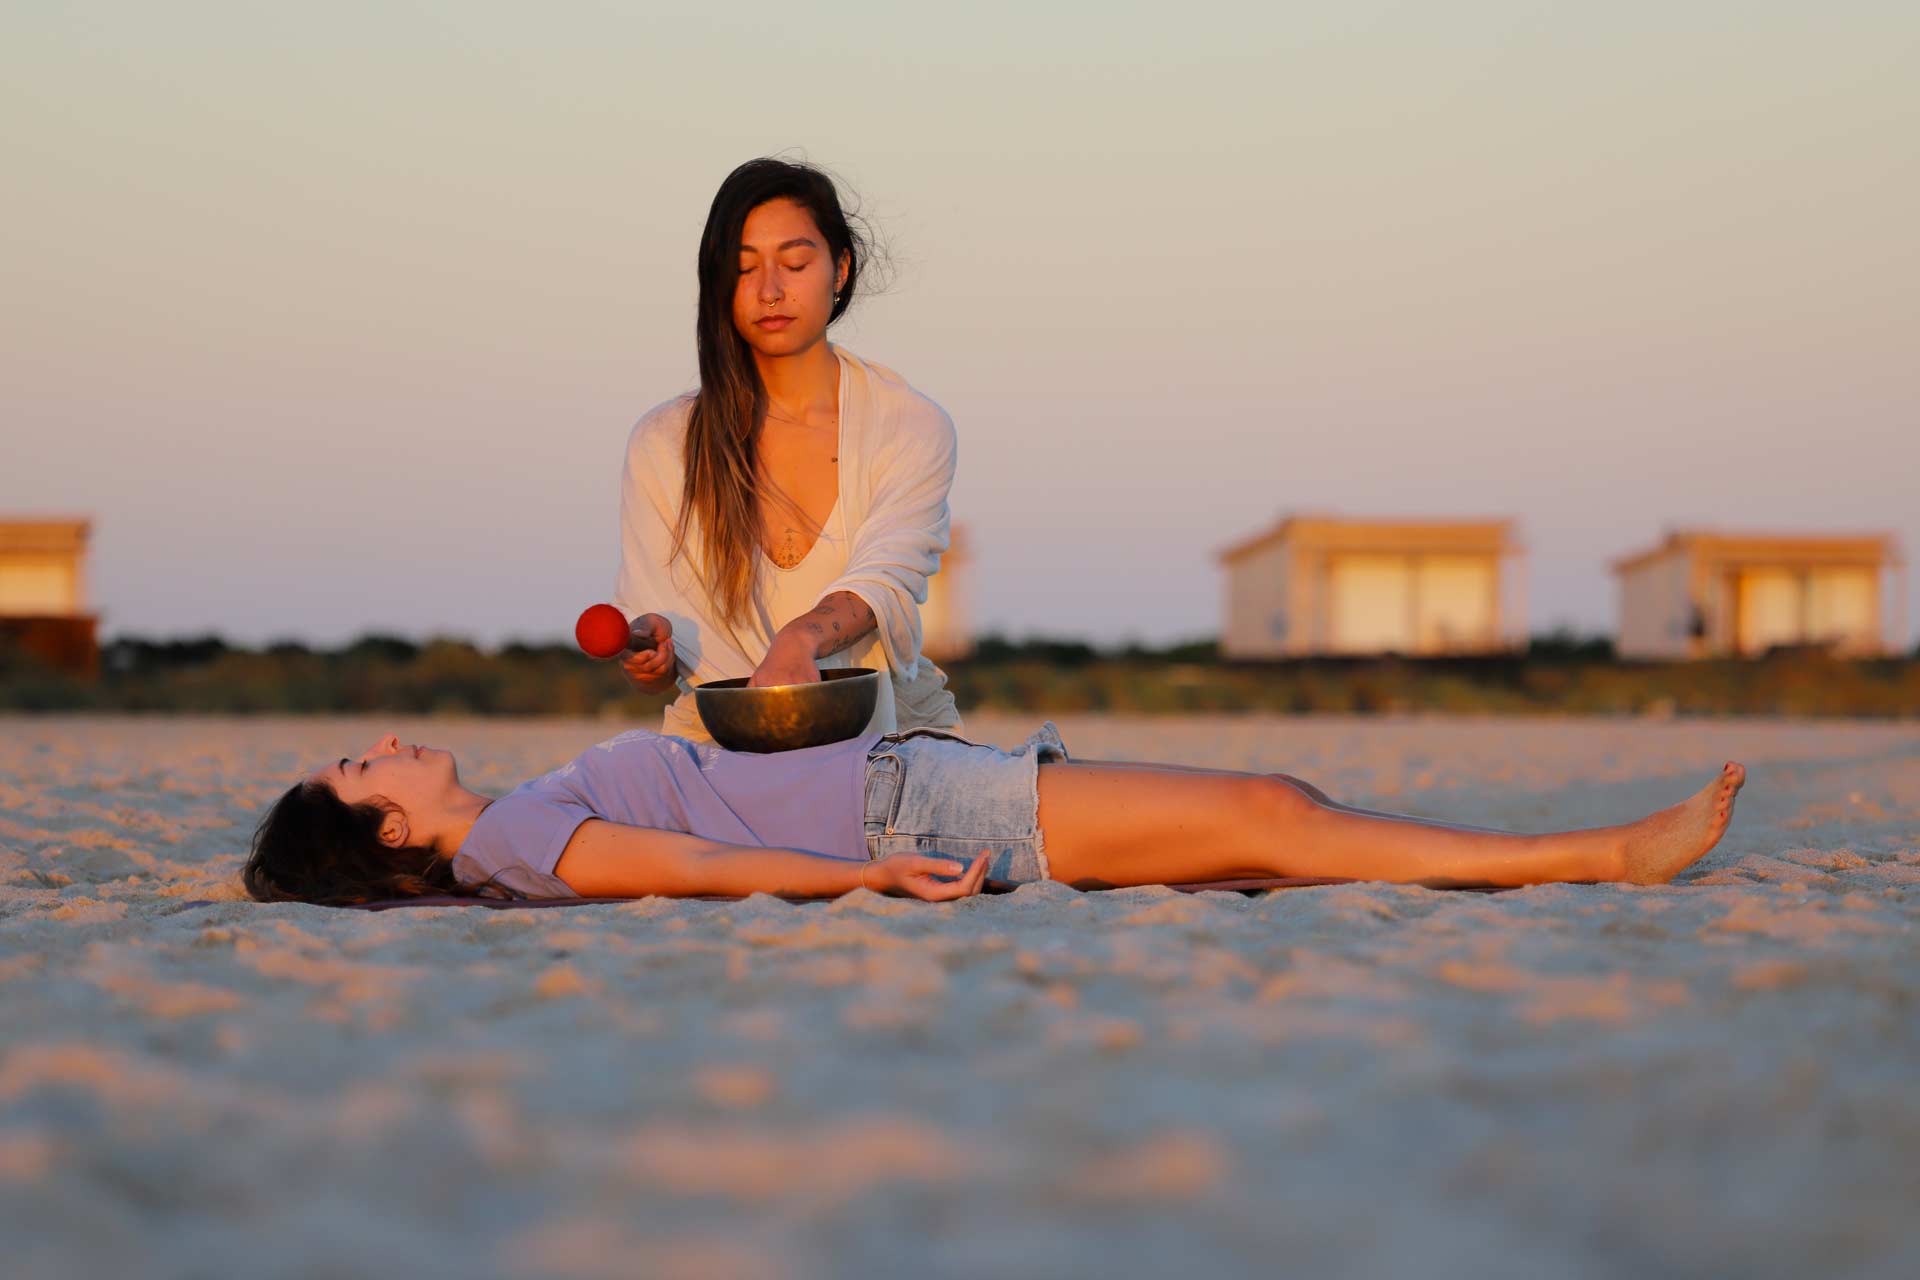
[1,712,1916,1278]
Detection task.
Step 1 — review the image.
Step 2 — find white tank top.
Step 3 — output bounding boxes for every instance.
[659,498,895,741]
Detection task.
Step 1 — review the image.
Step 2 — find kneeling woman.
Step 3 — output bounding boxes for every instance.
[243,728,1746,906]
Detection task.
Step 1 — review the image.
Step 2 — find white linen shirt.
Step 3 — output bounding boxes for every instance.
[614,346,962,743]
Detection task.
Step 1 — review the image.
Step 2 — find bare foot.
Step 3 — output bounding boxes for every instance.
[1619,763,1746,885]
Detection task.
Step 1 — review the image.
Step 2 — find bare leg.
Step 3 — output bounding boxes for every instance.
[1038,761,1745,890]
[1075,759,1505,833]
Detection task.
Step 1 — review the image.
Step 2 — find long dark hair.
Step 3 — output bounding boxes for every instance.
[242,781,484,906]
[672,157,869,625]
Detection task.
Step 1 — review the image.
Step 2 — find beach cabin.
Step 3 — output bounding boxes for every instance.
[0,518,99,675]
[1219,515,1523,658]
[1613,529,1904,659]
[921,524,974,662]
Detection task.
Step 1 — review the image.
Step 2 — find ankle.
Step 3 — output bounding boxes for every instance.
[1596,831,1631,883]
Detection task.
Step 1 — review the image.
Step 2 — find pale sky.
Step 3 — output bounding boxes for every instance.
[5,1,1917,647]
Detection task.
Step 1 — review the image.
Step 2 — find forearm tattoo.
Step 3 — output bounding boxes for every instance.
[792,591,877,658]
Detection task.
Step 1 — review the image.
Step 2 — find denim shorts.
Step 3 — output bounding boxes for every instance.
[862,722,1070,884]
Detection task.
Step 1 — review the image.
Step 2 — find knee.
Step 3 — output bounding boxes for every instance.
[1240,774,1324,825]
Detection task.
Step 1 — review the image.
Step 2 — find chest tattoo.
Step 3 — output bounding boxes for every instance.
[770,526,805,569]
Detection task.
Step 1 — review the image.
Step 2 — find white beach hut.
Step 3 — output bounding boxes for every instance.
[920,524,973,662]
[1612,529,1904,658]
[0,517,99,673]
[1219,514,1524,658]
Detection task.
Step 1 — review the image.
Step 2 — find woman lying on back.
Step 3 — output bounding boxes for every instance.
[242,723,1746,906]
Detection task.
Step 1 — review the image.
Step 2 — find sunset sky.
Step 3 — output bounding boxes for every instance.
[6,1,1916,647]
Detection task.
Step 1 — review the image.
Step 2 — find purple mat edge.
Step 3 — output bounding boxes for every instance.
[342,876,1505,911]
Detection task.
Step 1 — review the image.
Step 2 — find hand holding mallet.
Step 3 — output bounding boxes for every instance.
[576,604,677,693]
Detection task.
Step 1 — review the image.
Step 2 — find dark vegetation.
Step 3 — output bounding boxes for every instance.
[3,631,1918,717]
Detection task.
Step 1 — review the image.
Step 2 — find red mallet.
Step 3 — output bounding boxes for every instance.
[574,604,658,659]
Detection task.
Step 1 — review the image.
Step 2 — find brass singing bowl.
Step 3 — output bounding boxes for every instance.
[694,667,882,753]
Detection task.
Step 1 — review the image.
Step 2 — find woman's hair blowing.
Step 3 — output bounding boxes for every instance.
[673,157,868,624]
[242,781,478,906]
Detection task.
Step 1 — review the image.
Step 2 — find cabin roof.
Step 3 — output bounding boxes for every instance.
[1611,529,1901,576]
[1219,514,1519,566]
[0,519,92,555]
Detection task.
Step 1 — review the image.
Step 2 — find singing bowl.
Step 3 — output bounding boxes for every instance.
[694,667,882,753]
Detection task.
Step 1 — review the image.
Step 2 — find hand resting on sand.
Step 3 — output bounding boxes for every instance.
[864,852,989,900]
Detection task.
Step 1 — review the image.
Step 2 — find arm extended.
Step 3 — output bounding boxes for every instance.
[751,591,877,687]
[793,590,877,658]
[750,385,957,689]
[551,818,985,900]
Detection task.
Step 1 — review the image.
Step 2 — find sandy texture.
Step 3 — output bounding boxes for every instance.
[1,713,1916,1278]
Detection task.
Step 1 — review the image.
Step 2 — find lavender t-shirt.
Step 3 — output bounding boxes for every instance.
[453,729,883,898]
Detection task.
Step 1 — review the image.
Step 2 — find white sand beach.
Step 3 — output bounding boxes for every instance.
[1,713,1916,1278]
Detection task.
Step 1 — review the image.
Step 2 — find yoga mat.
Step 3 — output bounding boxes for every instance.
[346,876,1507,911]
